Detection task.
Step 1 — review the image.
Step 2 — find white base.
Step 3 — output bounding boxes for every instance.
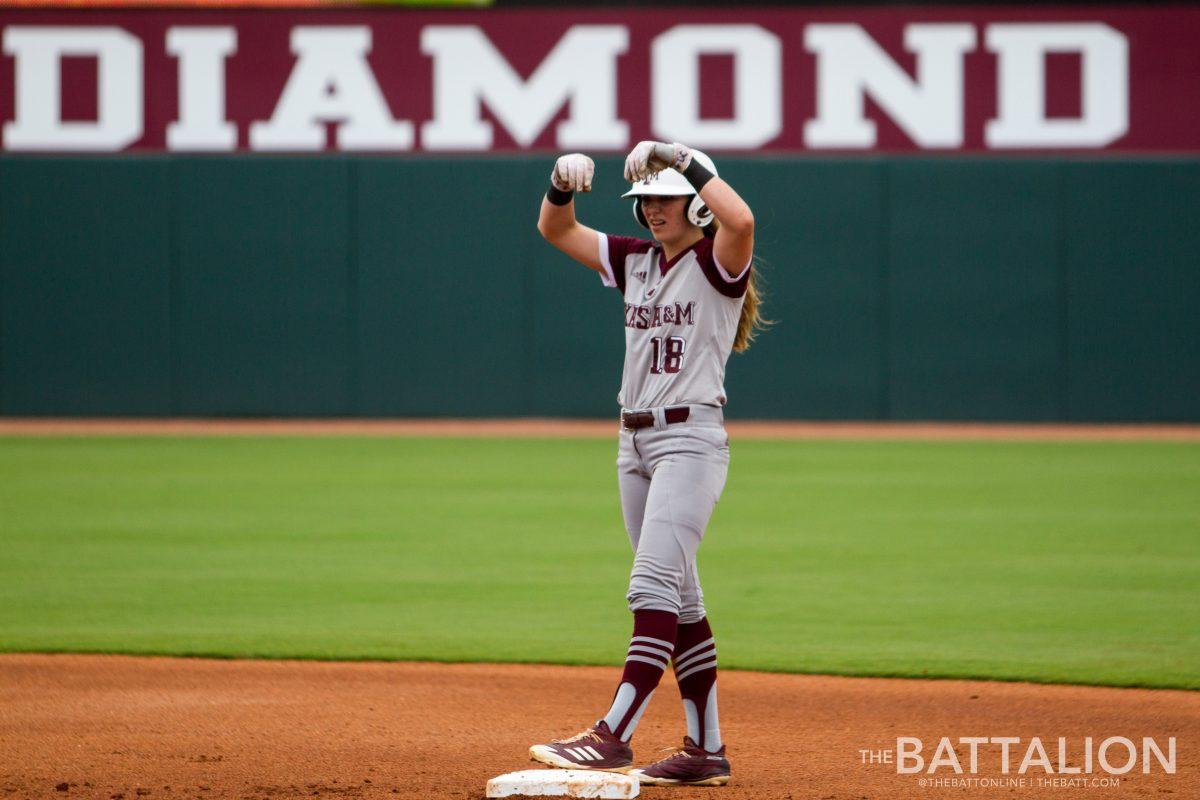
[486,769,639,798]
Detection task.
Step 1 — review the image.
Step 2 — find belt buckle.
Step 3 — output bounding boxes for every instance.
[621,411,652,431]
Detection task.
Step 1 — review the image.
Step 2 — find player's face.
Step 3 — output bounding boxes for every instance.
[640,196,693,243]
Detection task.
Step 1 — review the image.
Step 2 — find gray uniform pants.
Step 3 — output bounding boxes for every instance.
[618,405,730,624]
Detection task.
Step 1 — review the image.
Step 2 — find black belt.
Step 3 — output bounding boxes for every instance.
[621,406,691,431]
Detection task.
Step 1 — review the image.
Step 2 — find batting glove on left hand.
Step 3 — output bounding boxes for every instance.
[552,153,595,193]
[624,141,692,183]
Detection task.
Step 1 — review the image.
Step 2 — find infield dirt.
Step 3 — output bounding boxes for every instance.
[1,655,1195,800]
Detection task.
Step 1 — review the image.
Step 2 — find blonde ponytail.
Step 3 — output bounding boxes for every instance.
[733,270,768,352]
[702,219,770,353]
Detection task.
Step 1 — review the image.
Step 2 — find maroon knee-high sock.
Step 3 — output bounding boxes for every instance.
[673,617,722,752]
[601,610,678,742]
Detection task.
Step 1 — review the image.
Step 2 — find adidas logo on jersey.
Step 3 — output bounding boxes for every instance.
[633,271,647,281]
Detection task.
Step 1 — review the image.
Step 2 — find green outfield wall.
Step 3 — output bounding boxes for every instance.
[1,156,1197,421]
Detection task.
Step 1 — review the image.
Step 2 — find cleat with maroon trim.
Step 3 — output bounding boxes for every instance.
[630,737,731,786]
[529,721,634,773]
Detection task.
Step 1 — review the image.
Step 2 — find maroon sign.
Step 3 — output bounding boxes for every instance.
[1,6,1197,153]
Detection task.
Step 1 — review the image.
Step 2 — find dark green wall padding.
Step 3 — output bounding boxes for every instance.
[1,156,1197,421]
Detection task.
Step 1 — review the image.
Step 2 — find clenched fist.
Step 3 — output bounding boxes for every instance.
[551,153,595,193]
[624,141,692,183]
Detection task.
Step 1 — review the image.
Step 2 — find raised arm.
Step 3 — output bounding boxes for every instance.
[537,153,602,273]
[625,141,755,277]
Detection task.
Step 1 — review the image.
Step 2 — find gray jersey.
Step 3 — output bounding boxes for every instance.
[598,232,750,410]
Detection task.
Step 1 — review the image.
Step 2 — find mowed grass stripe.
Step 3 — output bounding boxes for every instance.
[0,436,1196,689]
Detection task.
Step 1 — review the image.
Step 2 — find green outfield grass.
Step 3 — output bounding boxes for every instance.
[1,435,1197,689]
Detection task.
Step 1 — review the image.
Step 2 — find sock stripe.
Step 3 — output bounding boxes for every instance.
[673,645,716,672]
[675,656,718,682]
[673,636,715,663]
[628,643,672,660]
[631,635,674,650]
[625,653,670,670]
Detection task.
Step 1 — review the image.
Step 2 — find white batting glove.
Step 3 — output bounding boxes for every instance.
[551,153,595,193]
[624,141,693,183]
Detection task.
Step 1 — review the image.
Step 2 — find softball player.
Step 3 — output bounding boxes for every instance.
[528,141,764,787]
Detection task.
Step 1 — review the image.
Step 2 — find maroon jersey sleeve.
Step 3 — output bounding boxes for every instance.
[695,236,752,299]
[600,233,654,294]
